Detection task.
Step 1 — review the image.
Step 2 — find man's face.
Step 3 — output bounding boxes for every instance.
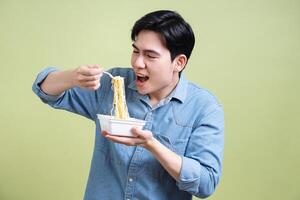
[131,30,180,102]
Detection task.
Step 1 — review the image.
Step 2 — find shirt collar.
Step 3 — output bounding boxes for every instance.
[128,74,188,104]
[172,74,188,103]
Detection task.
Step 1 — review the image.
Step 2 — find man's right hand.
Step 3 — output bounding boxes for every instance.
[40,64,104,96]
[73,64,103,90]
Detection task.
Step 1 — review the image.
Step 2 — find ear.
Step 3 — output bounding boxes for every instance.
[173,54,187,72]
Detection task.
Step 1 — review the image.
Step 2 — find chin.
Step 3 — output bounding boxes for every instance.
[136,87,150,95]
[137,89,148,95]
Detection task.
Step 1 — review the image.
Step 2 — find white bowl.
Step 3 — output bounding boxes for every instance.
[97,114,146,137]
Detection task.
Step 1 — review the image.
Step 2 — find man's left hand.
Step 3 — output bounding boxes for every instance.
[101,127,154,149]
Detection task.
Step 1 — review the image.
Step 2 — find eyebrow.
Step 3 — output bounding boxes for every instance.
[132,44,161,56]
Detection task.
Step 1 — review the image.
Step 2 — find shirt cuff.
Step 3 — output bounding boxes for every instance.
[177,156,201,191]
[32,67,65,102]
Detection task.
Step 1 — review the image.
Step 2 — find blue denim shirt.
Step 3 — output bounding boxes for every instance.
[32,67,224,200]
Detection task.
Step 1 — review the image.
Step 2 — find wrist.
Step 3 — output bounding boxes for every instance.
[144,137,159,151]
[69,69,79,88]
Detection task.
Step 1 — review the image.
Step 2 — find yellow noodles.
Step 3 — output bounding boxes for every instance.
[112,76,129,119]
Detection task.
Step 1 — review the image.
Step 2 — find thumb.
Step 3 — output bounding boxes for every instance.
[90,64,101,69]
[131,127,142,137]
[87,65,103,75]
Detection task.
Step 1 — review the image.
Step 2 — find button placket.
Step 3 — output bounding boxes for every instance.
[124,109,153,200]
[144,110,153,130]
[124,147,144,200]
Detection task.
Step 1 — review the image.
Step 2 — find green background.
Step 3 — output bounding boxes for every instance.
[1,0,299,199]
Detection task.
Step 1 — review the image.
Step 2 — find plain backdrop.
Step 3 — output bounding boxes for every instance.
[0,0,299,200]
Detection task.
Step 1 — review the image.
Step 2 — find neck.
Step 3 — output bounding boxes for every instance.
[149,76,179,107]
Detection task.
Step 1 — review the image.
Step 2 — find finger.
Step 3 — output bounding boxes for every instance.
[131,127,148,138]
[78,74,100,82]
[131,127,141,137]
[81,80,100,87]
[89,64,101,69]
[79,81,100,90]
[105,134,145,146]
[101,131,110,136]
[79,65,103,76]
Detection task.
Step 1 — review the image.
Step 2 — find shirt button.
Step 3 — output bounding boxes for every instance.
[129,177,133,182]
[127,199,130,200]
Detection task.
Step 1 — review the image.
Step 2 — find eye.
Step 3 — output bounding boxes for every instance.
[146,53,157,59]
[132,49,139,54]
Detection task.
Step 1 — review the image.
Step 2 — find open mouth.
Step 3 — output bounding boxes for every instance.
[136,75,149,83]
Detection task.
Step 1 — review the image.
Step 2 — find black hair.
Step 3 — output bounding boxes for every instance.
[131,10,195,62]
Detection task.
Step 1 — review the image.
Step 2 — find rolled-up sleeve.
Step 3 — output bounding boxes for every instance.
[32,67,102,120]
[177,105,224,198]
[32,67,64,103]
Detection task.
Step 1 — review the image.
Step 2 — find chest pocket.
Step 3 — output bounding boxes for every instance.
[141,132,188,182]
[155,133,188,155]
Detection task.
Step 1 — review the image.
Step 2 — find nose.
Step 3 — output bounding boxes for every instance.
[131,54,146,69]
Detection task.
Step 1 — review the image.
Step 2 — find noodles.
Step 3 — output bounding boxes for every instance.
[112,76,129,119]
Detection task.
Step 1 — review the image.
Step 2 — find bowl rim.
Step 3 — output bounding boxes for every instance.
[97,114,146,125]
